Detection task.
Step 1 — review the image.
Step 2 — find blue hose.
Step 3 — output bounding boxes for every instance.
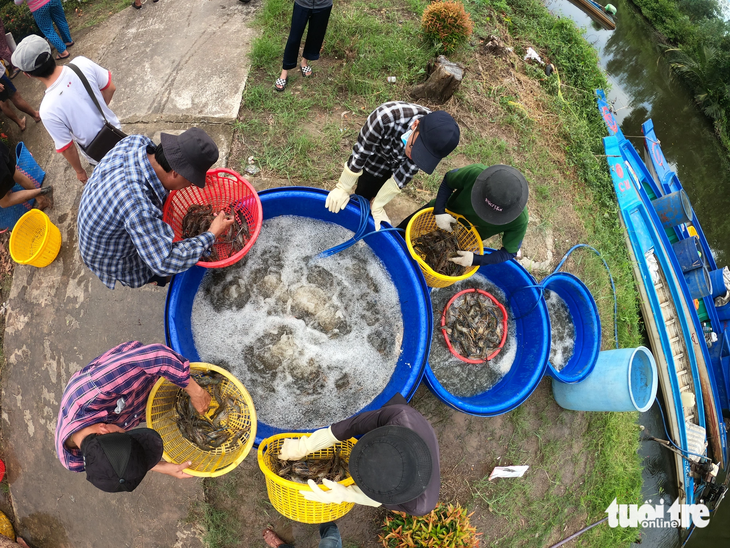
[316,195,403,259]
[654,397,709,462]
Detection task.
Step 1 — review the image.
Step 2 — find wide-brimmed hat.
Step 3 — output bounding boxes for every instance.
[470,165,529,225]
[160,128,219,188]
[410,111,460,175]
[81,429,163,493]
[11,35,51,72]
[348,425,432,505]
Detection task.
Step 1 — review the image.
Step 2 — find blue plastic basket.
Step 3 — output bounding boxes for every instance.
[0,143,47,231]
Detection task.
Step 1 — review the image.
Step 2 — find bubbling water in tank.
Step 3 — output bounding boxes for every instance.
[544,289,576,371]
[429,273,517,397]
[191,216,403,429]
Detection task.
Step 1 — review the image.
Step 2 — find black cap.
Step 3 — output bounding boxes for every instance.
[410,111,460,175]
[160,128,219,188]
[348,426,432,505]
[470,165,529,225]
[81,429,164,493]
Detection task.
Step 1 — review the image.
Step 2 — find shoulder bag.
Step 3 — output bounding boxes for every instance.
[67,63,127,163]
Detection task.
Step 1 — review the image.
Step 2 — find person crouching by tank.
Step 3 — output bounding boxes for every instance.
[55,341,212,492]
[278,394,439,516]
[77,128,234,289]
[325,101,460,230]
[0,141,52,211]
[398,164,529,268]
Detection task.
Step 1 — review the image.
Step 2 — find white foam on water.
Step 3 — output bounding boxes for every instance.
[429,273,517,397]
[191,215,404,429]
[545,289,576,372]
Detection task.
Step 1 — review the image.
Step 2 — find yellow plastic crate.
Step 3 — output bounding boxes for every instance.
[405,207,483,288]
[258,433,357,523]
[146,363,256,477]
[9,209,62,267]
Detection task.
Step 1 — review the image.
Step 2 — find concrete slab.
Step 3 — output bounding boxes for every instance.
[1,0,260,546]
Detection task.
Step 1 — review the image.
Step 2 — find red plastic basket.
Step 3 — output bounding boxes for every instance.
[162,168,263,268]
[441,288,508,364]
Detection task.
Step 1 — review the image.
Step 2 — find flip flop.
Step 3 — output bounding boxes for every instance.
[65,41,74,48]
[132,0,142,8]
[9,68,20,79]
[56,52,70,60]
[274,77,287,92]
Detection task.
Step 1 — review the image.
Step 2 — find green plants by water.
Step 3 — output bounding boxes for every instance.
[379,503,481,548]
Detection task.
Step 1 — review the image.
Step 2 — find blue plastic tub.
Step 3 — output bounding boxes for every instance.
[542,272,601,384]
[651,190,692,229]
[672,237,703,273]
[684,265,712,300]
[424,260,550,416]
[165,187,432,446]
[552,347,658,412]
[710,267,727,299]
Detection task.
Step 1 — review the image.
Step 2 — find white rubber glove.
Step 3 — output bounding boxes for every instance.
[371,177,401,231]
[449,250,474,267]
[300,479,382,507]
[278,427,339,461]
[434,213,457,232]
[325,163,361,213]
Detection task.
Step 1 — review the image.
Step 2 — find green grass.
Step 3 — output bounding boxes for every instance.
[66,0,131,32]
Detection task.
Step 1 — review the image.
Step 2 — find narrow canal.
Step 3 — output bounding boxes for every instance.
[543,1,730,546]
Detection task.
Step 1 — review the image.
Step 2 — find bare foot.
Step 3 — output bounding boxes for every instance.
[18,116,26,131]
[262,528,286,548]
[17,538,31,548]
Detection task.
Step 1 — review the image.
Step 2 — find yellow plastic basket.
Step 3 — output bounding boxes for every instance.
[405,207,483,288]
[9,209,62,267]
[258,433,357,523]
[146,363,257,477]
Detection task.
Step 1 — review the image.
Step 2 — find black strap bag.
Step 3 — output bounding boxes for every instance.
[67,63,127,163]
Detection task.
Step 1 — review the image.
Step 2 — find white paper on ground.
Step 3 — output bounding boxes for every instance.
[489,465,529,481]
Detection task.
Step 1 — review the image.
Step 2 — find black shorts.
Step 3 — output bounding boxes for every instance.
[354,170,393,201]
[0,141,16,198]
[0,75,16,102]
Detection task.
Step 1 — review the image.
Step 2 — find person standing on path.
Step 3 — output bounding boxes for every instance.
[278,393,440,516]
[0,18,21,78]
[12,35,119,183]
[14,0,73,60]
[263,523,343,548]
[0,73,40,131]
[55,341,212,492]
[325,101,460,230]
[274,0,332,91]
[397,164,529,267]
[77,129,234,289]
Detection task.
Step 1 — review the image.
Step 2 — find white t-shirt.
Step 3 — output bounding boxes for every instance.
[39,56,121,153]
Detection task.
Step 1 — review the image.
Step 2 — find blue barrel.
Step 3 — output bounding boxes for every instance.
[684,265,712,300]
[424,260,550,416]
[710,267,727,298]
[165,187,432,446]
[542,272,600,384]
[651,190,692,229]
[672,237,702,273]
[552,347,657,412]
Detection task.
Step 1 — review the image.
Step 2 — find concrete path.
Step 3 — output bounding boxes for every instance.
[2,0,259,546]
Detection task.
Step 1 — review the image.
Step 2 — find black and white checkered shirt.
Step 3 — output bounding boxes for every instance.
[347,101,431,188]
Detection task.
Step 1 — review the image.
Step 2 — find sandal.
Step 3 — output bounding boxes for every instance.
[65,41,74,48]
[300,65,312,78]
[56,52,70,60]
[132,0,142,8]
[9,68,20,79]
[274,77,287,92]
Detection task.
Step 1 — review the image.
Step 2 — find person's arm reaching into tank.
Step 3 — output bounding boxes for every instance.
[450,247,517,267]
[433,169,458,232]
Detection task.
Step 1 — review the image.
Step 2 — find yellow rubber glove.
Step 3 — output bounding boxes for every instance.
[300,479,382,507]
[371,177,401,231]
[325,163,361,213]
[278,427,339,461]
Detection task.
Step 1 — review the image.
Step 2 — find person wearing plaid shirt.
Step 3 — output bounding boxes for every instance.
[325,101,460,230]
[77,129,234,289]
[55,341,211,491]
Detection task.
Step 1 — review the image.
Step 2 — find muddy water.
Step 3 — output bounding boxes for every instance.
[191,216,403,430]
[543,1,728,545]
[546,0,730,266]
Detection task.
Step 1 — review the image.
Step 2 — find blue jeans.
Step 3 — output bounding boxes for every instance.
[281,522,342,548]
[33,0,73,55]
[282,3,332,70]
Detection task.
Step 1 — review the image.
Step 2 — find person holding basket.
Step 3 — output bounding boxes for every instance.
[277,393,439,516]
[397,164,529,267]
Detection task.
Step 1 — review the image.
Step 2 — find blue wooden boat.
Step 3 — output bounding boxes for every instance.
[603,134,706,510]
[597,90,727,474]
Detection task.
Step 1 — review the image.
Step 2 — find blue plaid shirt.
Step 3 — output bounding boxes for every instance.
[77,135,215,289]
